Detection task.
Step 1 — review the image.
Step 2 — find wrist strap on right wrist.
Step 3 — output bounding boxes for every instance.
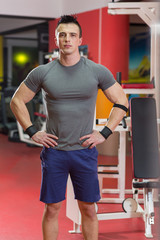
[25,125,38,138]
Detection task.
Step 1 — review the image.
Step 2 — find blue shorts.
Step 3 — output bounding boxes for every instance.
[40,147,100,204]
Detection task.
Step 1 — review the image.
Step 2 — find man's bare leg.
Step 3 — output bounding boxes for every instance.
[42,202,62,240]
[78,200,98,240]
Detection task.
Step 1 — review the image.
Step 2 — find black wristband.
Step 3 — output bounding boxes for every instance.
[99,126,112,139]
[25,125,38,138]
[113,103,128,113]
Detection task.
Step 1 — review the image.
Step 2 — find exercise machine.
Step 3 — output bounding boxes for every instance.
[0,87,19,141]
[127,97,160,238]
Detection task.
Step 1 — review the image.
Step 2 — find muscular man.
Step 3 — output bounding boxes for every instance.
[10,15,128,240]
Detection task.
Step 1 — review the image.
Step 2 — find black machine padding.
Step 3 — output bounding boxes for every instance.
[133,181,160,189]
[130,97,160,179]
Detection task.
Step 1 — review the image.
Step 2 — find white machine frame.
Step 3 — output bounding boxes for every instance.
[96,122,130,204]
[66,176,158,238]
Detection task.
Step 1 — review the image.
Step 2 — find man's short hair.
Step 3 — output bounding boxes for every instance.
[56,15,82,38]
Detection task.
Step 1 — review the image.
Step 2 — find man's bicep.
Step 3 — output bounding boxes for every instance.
[103,82,127,105]
[13,82,36,103]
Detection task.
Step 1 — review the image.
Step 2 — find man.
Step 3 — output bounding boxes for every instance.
[10,15,128,240]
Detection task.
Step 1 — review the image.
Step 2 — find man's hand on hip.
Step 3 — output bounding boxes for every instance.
[32,131,58,148]
[80,130,105,149]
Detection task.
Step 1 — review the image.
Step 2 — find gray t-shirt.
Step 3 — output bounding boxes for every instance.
[24,57,116,151]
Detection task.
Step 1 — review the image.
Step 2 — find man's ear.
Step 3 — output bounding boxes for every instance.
[55,37,58,47]
[79,37,83,46]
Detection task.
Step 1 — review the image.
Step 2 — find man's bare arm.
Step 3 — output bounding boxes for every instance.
[103,82,128,131]
[80,82,128,148]
[10,82,58,148]
[10,82,36,130]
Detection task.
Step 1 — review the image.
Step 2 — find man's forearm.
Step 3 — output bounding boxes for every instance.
[10,97,32,131]
[106,104,128,131]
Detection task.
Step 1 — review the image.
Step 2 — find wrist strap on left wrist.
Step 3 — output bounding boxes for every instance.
[99,126,112,139]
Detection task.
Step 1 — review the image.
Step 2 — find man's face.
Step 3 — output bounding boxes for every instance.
[55,23,82,55]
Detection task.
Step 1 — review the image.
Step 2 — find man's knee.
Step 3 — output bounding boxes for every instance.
[78,201,97,220]
[44,202,62,220]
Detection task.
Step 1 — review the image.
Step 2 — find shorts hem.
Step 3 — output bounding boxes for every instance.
[75,196,101,203]
[40,197,66,204]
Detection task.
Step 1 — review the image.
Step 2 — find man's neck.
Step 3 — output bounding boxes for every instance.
[58,52,81,66]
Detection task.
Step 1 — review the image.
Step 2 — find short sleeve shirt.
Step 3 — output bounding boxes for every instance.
[24,57,116,150]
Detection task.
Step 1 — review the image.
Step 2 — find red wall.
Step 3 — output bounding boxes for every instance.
[101,8,129,80]
[74,10,100,63]
[48,8,129,118]
[97,8,129,118]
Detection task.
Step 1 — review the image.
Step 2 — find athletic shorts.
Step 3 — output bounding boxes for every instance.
[40,147,101,204]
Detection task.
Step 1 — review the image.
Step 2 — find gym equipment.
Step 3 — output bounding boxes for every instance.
[66,97,160,238]
[0,87,19,141]
[122,198,138,213]
[97,118,129,204]
[130,97,160,238]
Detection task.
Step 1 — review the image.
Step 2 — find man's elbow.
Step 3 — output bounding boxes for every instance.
[10,96,19,112]
[117,94,128,109]
[123,96,129,108]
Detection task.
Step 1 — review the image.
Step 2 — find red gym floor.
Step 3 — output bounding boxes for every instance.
[0,133,159,240]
